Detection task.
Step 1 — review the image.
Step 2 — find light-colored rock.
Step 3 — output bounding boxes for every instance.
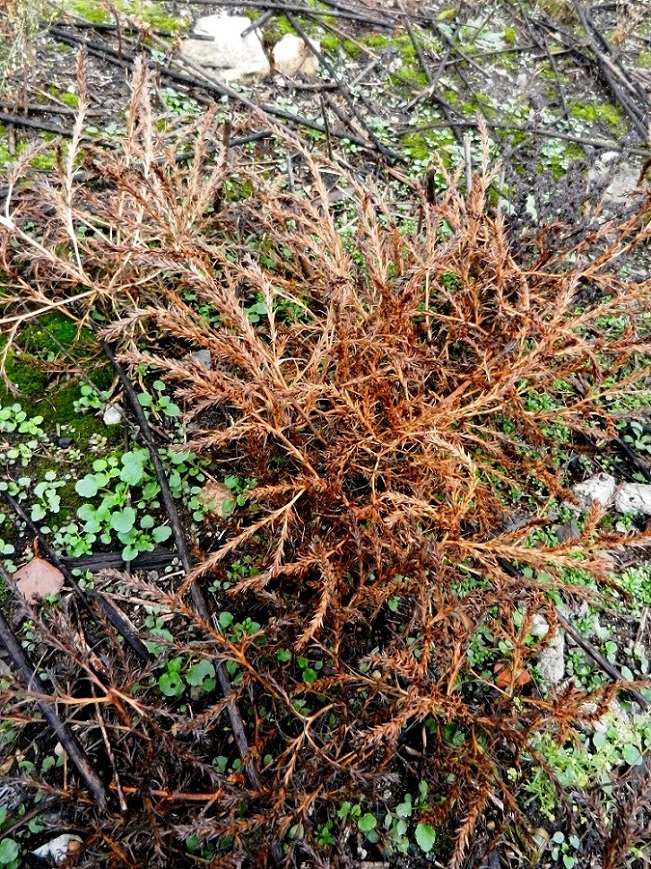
[589,151,644,206]
[182,15,270,82]
[571,473,616,510]
[615,483,651,516]
[538,627,565,685]
[592,699,630,734]
[103,403,123,426]
[530,614,549,638]
[273,34,320,78]
[31,835,83,866]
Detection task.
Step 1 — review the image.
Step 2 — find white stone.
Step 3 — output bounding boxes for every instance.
[571,473,616,510]
[589,151,644,206]
[538,627,565,685]
[530,614,549,638]
[103,404,123,426]
[273,34,320,78]
[592,699,630,734]
[182,15,270,82]
[32,835,82,865]
[615,483,651,516]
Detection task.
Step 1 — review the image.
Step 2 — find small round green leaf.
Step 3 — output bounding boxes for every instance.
[357,813,377,833]
[623,743,642,766]
[120,451,146,486]
[0,838,19,863]
[75,475,99,498]
[159,672,184,697]
[110,507,136,534]
[187,660,216,687]
[415,822,436,853]
[152,525,173,543]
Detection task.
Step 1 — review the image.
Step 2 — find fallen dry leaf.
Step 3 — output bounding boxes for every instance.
[14,556,65,604]
[197,481,236,517]
[494,660,531,689]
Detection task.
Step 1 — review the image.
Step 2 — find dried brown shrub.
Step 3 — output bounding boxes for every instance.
[2,59,651,866]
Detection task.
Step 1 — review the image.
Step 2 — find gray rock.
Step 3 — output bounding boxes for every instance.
[554,518,581,542]
[187,349,211,368]
[538,627,565,685]
[182,15,270,81]
[589,151,644,206]
[273,34,319,78]
[592,699,629,734]
[615,483,651,516]
[571,473,616,510]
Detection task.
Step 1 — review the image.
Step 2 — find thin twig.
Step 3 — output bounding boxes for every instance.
[0,111,68,136]
[283,11,407,163]
[240,9,274,39]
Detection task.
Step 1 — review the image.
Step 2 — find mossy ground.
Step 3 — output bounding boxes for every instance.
[570,101,626,136]
[1,311,115,444]
[61,0,188,31]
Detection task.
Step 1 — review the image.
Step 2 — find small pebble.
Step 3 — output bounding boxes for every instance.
[58,437,72,448]
[103,404,124,426]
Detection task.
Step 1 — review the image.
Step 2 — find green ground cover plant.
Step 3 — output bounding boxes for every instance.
[0,58,651,867]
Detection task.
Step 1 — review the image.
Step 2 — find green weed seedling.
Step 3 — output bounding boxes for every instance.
[31,472,65,522]
[137,380,181,421]
[186,659,217,696]
[382,781,436,855]
[74,383,109,413]
[221,475,257,514]
[622,420,651,456]
[550,831,580,868]
[158,657,185,698]
[338,801,377,841]
[156,655,219,701]
[159,87,202,118]
[74,450,172,560]
[337,785,435,855]
[144,608,174,655]
[0,788,50,868]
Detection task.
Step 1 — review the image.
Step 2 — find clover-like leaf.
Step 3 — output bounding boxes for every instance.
[152,525,173,543]
[357,813,377,834]
[110,507,136,534]
[75,475,99,498]
[187,660,216,688]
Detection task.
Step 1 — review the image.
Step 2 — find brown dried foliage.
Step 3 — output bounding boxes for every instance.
[2,58,651,866]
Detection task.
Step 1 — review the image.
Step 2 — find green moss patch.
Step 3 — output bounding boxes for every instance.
[363,33,390,50]
[17,311,96,360]
[61,0,110,24]
[570,101,624,132]
[48,86,79,108]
